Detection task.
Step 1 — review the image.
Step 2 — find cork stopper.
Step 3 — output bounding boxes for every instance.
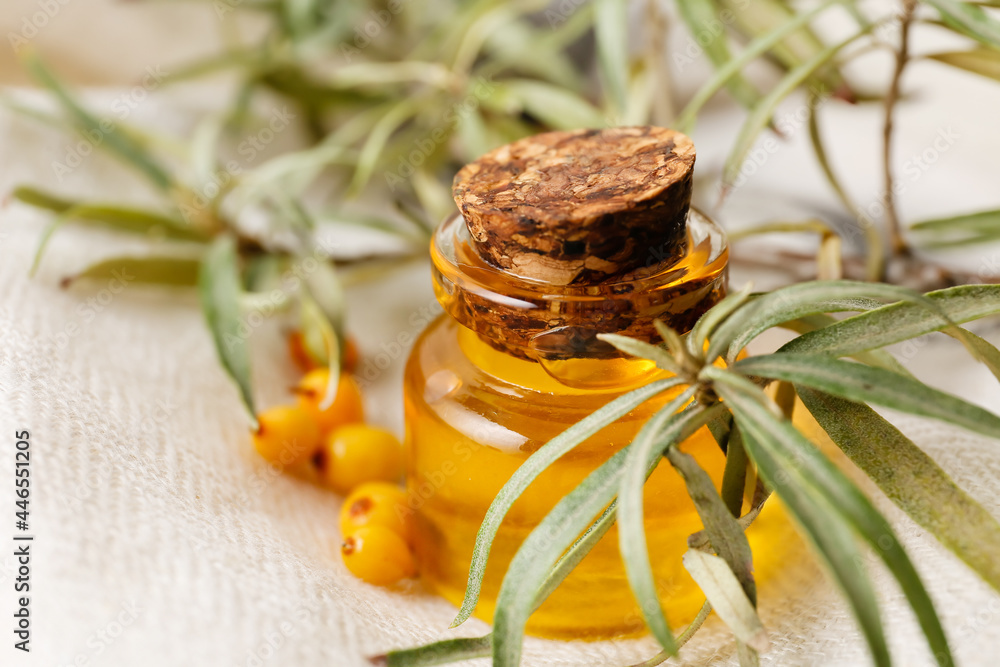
[452,126,696,285]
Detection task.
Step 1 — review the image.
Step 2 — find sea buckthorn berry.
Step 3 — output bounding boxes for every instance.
[340,482,413,545]
[294,369,364,433]
[342,336,360,374]
[321,425,404,494]
[341,526,416,586]
[252,405,321,467]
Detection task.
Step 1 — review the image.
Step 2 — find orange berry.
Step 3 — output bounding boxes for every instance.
[294,369,364,433]
[252,404,321,467]
[321,424,403,494]
[340,482,413,545]
[342,336,360,374]
[341,526,416,586]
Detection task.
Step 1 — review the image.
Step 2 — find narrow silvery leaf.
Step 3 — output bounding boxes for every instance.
[682,550,768,652]
[943,327,1000,384]
[594,0,629,116]
[199,236,256,424]
[719,423,749,517]
[707,280,933,364]
[913,208,1000,232]
[781,284,1000,356]
[452,376,684,627]
[676,0,845,131]
[302,258,346,337]
[926,0,1000,48]
[798,388,1000,595]
[617,387,700,651]
[688,283,754,357]
[68,256,201,287]
[24,56,173,191]
[666,447,756,604]
[739,427,890,667]
[676,0,762,111]
[779,313,913,378]
[348,98,421,196]
[381,635,491,667]
[927,48,1000,82]
[501,79,607,129]
[722,28,871,190]
[492,405,718,666]
[707,368,952,666]
[733,353,1000,439]
[14,187,204,244]
[535,505,617,611]
[598,333,681,374]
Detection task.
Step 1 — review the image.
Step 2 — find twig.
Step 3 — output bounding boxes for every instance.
[882,0,918,261]
[629,601,714,667]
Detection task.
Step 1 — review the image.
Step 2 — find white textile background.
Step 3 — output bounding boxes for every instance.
[1,1,1000,665]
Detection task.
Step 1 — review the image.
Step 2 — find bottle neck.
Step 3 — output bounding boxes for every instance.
[431,209,729,390]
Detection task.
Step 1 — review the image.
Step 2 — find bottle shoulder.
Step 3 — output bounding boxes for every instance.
[404,315,679,455]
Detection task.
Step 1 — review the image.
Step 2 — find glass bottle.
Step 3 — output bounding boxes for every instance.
[403,128,792,639]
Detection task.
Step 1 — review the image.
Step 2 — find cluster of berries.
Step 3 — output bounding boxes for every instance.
[249,334,417,586]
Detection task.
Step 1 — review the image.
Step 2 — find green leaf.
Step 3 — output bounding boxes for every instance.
[598,333,681,374]
[739,427,890,667]
[617,387,700,650]
[706,280,932,365]
[676,0,763,111]
[681,550,768,652]
[65,256,201,286]
[348,98,422,196]
[722,27,871,190]
[484,19,585,91]
[688,283,754,358]
[492,404,718,666]
[944,327,1000,384]
[199,236,256,425]
[719,423,749,517]
[724,0,840,77]
[13,186,202,237]
[451,376,685,627]
[912,208,1000,233]
[733,353,1000,439]
[782,284,1000,357]
[911,208,1000,247]
[805,90,884,281]
[11,185,74,211]
[382,636,491,667]
[23,56,173,191]
[492,447,632,666]
[666,446,756,603]
[499,79,607,130]
[677,0,846,132]
[535,505,617,609]
[798,388,1000,596]
[411,169,455,226]
[707,368,952,666]
[301,258,345,337]
[927,48,1000,82]
[594,0,630,116]
[778,313,914,378]
[925,0,1000,49]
